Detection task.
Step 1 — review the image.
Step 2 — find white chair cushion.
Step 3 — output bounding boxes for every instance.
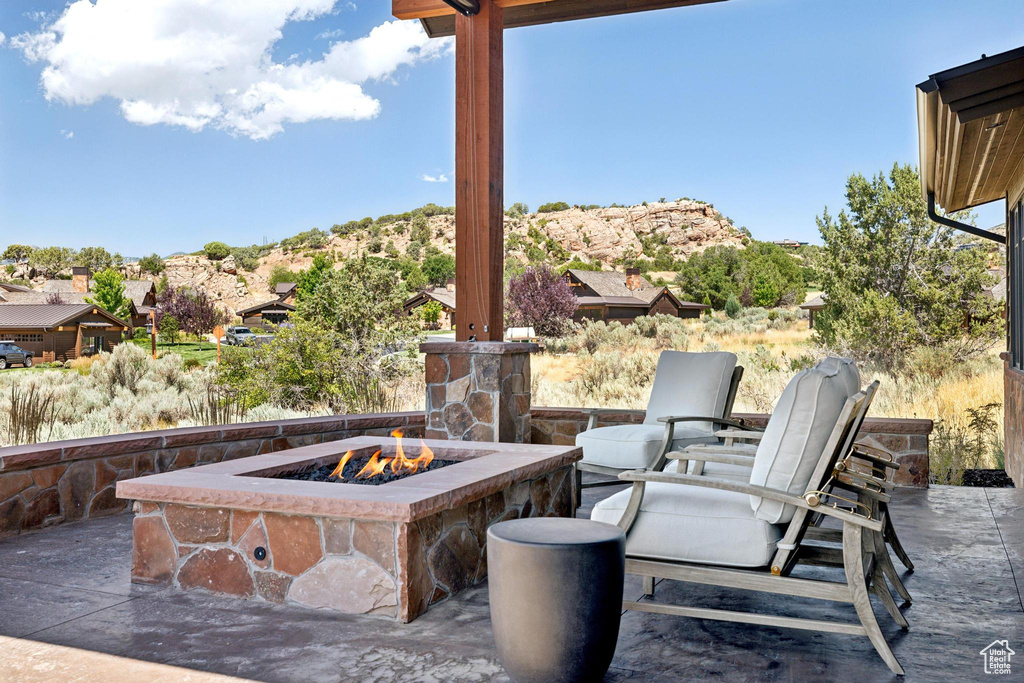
[816,356,860,397]
[749,362,851,524]
[591,483,782,567]
[577,424,717,470]
[644,351,738,433]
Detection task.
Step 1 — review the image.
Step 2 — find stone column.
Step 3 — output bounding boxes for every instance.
[422,342,537,443]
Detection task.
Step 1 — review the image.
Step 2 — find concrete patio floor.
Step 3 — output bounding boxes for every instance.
[0,483,1022,681]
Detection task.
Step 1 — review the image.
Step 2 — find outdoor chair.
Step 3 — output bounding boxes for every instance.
[591,362,907,675]
[573,351,745,507]
[676,357,915,601]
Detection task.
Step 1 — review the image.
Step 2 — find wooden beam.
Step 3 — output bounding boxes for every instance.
[454,0,504,342]
[401,0,726,38]
[394,0,542,20]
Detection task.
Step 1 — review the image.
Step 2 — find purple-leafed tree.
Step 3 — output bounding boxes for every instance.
[505,265,578,337]
[156,286,229,349]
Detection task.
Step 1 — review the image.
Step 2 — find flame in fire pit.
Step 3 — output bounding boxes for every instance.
[330,431,436,481]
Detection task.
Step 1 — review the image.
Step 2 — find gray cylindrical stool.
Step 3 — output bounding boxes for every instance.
[487,518,625,683]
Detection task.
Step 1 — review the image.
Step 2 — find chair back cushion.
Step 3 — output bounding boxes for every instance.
[644,351,738,433]
[816,356,860,397]
[748,361,851,523]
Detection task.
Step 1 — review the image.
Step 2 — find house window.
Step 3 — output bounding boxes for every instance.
[1012,199,1023,371]
[7,334,43,343]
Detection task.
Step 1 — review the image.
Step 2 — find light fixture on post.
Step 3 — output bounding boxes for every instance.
[442,0,480,16]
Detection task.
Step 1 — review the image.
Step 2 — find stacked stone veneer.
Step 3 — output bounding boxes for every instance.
[423,342,537,443]
[0,412,424,539]
[130,465,573,622]
[1005,356,1024,486]
[530,408,934,488]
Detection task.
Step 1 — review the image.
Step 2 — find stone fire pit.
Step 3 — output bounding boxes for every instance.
[116,436,579,622]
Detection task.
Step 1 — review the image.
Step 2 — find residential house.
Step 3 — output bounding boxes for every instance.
[237,299,296,328]
[564,268,709,323]
[43,267,157,328]
[800,294,825,328]
[275,282,298,305]
[0,304,129,362]
[403,282,457,330]
[916,45,1024,485]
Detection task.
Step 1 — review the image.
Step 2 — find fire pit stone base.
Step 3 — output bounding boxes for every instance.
[128,461,573,622]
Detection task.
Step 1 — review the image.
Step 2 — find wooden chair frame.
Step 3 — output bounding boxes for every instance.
[610,391,907,675]
[574,365,745,507]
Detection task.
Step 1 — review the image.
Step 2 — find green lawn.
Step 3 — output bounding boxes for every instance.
[132,340,220,365]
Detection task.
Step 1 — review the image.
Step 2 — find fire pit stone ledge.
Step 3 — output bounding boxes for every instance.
[116,436,580,623]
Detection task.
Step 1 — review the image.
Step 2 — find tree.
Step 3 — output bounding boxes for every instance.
[268,264,296,290]
[420,300,443,326]
[2,244,34,263]
[422,253,455,287]
[537,201,570,213]
[676,246,743,309]
[85,268,132,319]
[506,202,529,218]
[410,215,431,244]
[159,314,180,344]
[737,241,805,307]
[138,253,165,275]
[157,286,228,349]
[384,240,399,258]
[815,163,1002,369]
[29,246,73,278]
[505,265,579,337]
[724,294,742,319]
[75,246,113,273]
[406,240,423,260]
[295,253,333,305]
[204,242,231,261]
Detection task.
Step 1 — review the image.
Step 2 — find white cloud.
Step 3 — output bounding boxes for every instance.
[0,32,5,46]
[11,0,452,140]
[421,173,448,183]
[317,28,345,40]
[60,129,74,139]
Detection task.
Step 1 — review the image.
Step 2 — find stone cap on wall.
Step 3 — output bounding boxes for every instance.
[529,407,934,435]
[0,412,426,474]
[420,341,540,355]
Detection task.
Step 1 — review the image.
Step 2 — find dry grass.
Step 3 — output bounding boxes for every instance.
[533,312,1005,474]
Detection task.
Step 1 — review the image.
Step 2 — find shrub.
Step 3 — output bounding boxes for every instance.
[90,343,151,397]
[421,300,442,325]
[537,201,570,213]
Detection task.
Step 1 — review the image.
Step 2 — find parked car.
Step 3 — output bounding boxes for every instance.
[223,326,258,346]
[0,341,34,369]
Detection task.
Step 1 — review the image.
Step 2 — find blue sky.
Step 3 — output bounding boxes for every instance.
[0,0,1020,256]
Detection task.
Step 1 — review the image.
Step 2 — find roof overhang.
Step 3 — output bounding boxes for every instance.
[916,45,1024,213]
[394,0,725,38]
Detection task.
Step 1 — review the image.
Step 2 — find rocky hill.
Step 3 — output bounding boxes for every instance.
[13,200,745,316]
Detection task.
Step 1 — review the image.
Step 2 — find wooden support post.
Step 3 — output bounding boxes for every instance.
[454,0,503,342]
[150,309,158,360]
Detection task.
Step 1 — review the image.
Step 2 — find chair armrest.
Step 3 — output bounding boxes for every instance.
[850,443,901,470]
[655,416,752,431]
[684,443,756,456]
[715,429,765,442]
[581,408,644,430]
[617,470,883,531]
[665,449,754,467]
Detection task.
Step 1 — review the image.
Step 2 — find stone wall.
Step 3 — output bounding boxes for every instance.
[130,465,573,623]
[1005,358,1024,486]
[530,408,933,488]
[0,413,425,539]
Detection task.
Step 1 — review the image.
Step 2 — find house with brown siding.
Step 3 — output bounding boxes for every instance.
[43,267,156,329]
[236,299,296,328]
[564,268,708,323]
[403,284,457,330]
[0,304,129,362]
